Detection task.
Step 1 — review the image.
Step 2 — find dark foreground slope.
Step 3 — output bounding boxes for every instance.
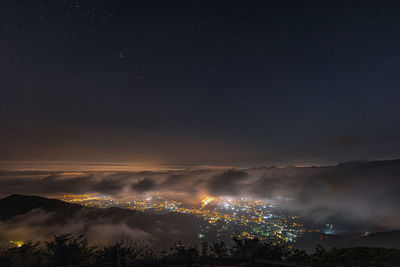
[0,194,204,244]
[354,231,400,248]
[1,233,400,267]
[294,231,400,252]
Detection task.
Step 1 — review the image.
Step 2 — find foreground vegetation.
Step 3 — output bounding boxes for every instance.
[0,234,399,266]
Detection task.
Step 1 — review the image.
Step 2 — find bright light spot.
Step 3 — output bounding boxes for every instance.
[10,240,24,247]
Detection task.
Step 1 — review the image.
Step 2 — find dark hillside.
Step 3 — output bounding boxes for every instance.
[0,194,83,221]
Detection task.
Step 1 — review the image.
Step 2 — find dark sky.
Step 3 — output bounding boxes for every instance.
[1,0,400,167]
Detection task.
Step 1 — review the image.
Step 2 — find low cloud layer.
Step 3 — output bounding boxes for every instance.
[0,202,203,245]
[1,159,400,231]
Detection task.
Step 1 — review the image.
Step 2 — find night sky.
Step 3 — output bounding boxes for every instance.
[1,0,400,167]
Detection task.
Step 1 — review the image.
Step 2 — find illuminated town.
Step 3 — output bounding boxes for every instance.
[56,193,307,243]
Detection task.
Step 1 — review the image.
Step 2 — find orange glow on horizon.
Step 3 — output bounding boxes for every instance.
[0,160,234,172]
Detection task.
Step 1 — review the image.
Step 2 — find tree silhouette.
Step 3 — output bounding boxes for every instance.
[0,234,399,266]
[0,241,43,267]
[45,233,95,266]
[96,236,144,265]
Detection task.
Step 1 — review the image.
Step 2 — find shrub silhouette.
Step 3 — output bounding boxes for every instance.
[0,241,43,267]
[95,236,144,265]
[45,233,95,266]
[209,241,229,257]
[231,237,289,261]
[0,234,399,266]
[165,241,199,259]
[286,248,310,264]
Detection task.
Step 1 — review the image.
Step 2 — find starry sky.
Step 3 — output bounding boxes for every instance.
[1,0,400,167]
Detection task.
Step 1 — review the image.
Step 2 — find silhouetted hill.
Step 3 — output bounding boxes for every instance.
[0,194,83,221]
[0,194,205,244]
[350,231,400,249]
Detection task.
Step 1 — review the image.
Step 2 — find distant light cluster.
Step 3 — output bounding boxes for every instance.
[57,193,309,243]
[56,193,363,243]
